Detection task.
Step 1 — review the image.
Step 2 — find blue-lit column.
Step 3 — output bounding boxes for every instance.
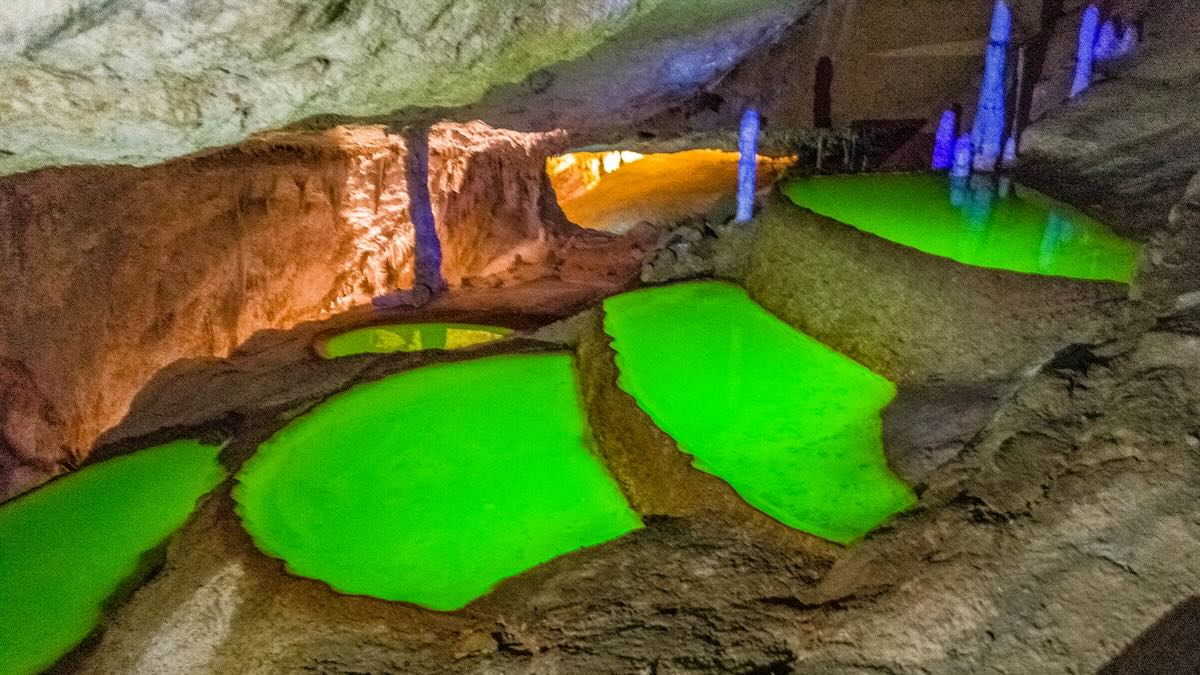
[405,125,447,295]
[971,0,1011,172]
[735,107,760,223]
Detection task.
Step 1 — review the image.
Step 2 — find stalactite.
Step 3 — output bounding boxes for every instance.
[1071,4,1101,97]
[970,0,1011,172]
[932,109,957,170]
[735,108,760,223]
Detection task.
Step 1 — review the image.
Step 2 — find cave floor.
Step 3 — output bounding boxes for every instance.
[50,243,1198,674]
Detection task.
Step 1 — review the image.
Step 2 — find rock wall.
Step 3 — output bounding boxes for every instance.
[0,123,571,499]
[646,0,1046,134]
[430,123,572,283]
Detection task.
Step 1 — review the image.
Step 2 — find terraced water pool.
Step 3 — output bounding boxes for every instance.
[0,440,226,675]
[604,281,915,544]
[318,323,511,359]
[782,173,1140,283]
[234,353,641,611]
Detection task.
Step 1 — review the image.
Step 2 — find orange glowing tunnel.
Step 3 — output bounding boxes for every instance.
[547,149,796,232]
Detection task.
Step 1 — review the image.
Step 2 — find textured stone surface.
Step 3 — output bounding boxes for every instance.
[0,123,636,499]
[741,195,1130,383]
[58,295,1200,675]
[0,0,811,176]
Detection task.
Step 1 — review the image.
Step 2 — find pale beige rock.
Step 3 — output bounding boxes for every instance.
[0,0,810,176]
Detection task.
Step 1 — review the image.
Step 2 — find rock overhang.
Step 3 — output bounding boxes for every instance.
[0,0,814,176]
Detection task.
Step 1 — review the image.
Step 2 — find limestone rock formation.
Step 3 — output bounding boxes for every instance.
[0,0,811,176]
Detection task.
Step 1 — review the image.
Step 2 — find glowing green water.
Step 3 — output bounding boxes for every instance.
[319,323,512,359]
[234,353,641,611]
[782,173,1140,283]
[604,281,914,544]
[0,440,225,675]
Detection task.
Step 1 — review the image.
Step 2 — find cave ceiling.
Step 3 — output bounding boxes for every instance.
[0,0,812,176]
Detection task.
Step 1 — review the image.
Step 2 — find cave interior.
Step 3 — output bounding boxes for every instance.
[1,0,1200,673]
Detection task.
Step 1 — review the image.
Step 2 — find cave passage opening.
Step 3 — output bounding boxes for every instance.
[546,148,795,232]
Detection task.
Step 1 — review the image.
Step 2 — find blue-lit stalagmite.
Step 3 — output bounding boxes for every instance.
[1071,4,1101,97]
[735,107,760,223]
[1116,22,1138,58]
[932,109,958,170]
[1095,19,1118,61]
[970,0,1011,172]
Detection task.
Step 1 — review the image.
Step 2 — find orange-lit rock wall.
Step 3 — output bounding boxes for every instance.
[431,123,572,284]
[0,123,570,499]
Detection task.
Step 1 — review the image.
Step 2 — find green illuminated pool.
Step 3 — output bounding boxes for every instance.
[0,440,226,675]
[318,323,512,359]
[604,281,914,544]
[782,173,1140,283]
[234,353,641,611]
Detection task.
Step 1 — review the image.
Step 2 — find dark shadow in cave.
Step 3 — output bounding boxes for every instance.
[813,56,834,129]
[1099,596,1200,675]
